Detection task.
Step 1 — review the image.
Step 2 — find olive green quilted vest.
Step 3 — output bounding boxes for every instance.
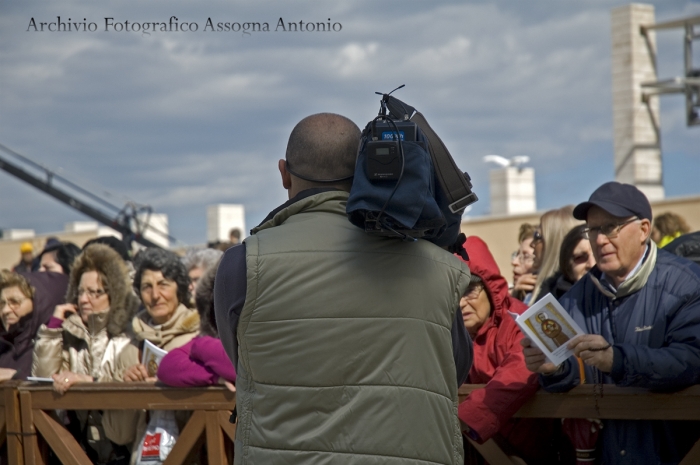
[235,191,470,464]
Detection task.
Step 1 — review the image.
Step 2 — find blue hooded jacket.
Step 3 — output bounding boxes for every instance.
[540,245,700,465]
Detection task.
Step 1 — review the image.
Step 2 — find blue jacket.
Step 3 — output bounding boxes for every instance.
[540,245,700,465]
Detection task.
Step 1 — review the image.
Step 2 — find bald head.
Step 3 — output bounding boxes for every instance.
[285,113,360,186]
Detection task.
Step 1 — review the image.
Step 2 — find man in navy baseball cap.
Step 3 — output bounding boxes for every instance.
[522,180,700,464]
[572,181,652,222]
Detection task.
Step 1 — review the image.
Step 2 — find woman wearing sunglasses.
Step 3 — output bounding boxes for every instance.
[558,225,597,292]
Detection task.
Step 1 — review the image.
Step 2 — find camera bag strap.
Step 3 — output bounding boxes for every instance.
[409,111,477,213]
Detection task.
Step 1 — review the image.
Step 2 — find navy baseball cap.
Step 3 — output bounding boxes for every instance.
[573,182,652,221]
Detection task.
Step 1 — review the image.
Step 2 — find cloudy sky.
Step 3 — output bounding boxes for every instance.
[1,0,698,246]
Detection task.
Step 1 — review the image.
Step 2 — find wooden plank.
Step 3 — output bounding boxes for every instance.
[0,406,6,447]
[32,409,91,465]
[459,384,700,420]
[163,411,206,465]
[4,386,23,465]
[147,403,236,411]
[218,410,236,443]
[26,384,235,411]
[680,438,700,465]
[205,411,226,465]
[19,391,40,465]
[515,386,700,420]
[465,437,519,465]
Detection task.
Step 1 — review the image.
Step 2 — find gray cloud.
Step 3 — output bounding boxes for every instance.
[1,1,698,244]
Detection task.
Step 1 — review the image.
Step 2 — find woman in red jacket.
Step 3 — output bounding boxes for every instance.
[457,236,562,464]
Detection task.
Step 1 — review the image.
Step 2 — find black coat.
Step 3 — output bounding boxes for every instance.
[663,231,700,266]
[0,272,68,379]
[534,271,573,302]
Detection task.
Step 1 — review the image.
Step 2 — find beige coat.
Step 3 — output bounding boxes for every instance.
[32,311,132,381]
[104,303,200,383]
[32,243,140,380]
[32,311,135,462]
[102,303,199,458]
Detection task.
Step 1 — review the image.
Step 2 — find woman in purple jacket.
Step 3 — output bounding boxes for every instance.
[157,261,235,388]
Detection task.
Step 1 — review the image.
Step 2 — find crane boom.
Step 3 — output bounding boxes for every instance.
[0,143,174,249]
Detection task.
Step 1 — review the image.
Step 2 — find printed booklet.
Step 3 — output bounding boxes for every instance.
[509,293,586,366]
[142,340,168,378]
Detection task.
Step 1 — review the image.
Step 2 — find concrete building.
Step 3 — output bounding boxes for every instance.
[1,229,35,240]
[489,166,537,216]
[611,4,664,201]
[0,221,132,270]
[207,204,246,244]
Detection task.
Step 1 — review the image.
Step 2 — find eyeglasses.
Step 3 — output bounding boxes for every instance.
[571,252,590,264]
[511,251,535,264]
[584,217,638,239]
[77,288,107,300]
[0,297,27,310]
[532,230,543,244]
[463,283,484,300]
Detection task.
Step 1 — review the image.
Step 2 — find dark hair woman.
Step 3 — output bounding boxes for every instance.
[102,247,199,454]
[108,247,200,381]
[532,225,596,301]
[559,225,596,285]
[37,241,81,274]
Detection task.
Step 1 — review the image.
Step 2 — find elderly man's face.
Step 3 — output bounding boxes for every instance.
[586,206,650,285]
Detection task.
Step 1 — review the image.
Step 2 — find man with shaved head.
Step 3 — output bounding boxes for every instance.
[282,112,359,191]
[215,112,472,464]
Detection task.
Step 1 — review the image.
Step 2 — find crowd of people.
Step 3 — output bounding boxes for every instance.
[0,239,235,464]
[1,113,700,465]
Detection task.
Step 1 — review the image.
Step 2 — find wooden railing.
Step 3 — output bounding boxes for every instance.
[0,382,698,464]
[0,381,236,465]
[458,384,700,465]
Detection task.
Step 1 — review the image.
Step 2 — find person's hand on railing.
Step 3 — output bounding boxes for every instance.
[123,363,157,383]
[52,371,93,395]
[0,367,17,382]
[520,337,560,374]
[223,379,236,392]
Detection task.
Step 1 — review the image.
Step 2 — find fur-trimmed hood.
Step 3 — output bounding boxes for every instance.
[65,244,140,337]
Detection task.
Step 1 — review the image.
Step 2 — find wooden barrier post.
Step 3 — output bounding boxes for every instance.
[4,382,23,465]
[163,411,206,465]
[18,390,42,465]
[17,382,236,465]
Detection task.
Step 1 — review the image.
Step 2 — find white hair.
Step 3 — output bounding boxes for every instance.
[182,248,223,273]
